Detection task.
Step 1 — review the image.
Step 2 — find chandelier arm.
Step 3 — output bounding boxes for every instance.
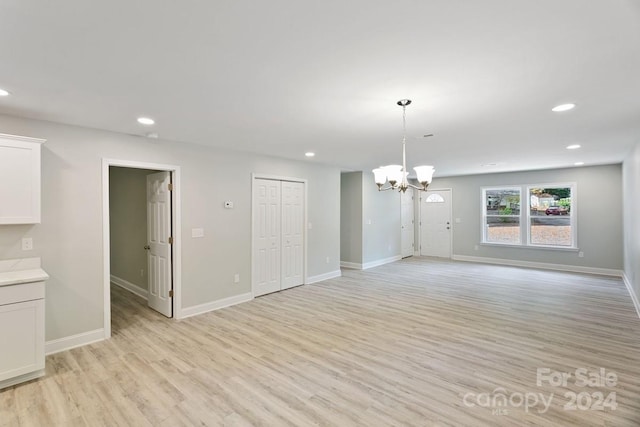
[405,182,430,191]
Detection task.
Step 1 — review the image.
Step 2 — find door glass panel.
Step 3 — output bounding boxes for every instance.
[426,194,445,203]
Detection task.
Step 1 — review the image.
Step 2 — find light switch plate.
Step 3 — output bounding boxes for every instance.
[191,228,205,238]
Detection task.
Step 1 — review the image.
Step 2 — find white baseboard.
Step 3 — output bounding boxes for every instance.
[179,292,253,320]
[306,270,341,284]
[340,255,402,270]
[45,329,106,355]
[111,275,148,300]
[623,272,640,320]
[362,255,402,270]
[340,261,361,269]
[452,254,623,277]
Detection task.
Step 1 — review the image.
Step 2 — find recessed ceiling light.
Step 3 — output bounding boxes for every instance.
[566,144,581,150]
[0,88,10,97]
[137,117,155,125]
[574,162,585,166]
[305,152,315,157]
[552,103,576,112]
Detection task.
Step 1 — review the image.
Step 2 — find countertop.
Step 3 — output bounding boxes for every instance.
[0,257,48,287]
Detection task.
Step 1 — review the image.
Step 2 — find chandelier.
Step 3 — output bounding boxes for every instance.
[372,99,435,193]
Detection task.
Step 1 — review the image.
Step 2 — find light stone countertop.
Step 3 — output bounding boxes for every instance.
[0,257,48,287]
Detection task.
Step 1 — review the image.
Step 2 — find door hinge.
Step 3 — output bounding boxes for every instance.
[168,236,173,244]
[168,183,174,191]
[169,290,174,298]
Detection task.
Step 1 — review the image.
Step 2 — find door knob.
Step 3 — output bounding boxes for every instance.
[446,227,450,230]
[144,245,150,250]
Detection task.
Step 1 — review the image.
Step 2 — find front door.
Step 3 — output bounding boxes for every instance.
[420,189,452,258]
[146,171,173,317]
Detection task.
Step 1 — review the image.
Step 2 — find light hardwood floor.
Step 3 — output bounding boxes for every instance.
[2,258,640,426]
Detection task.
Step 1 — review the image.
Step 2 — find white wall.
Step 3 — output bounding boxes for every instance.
[623,142,640,303]
[431,164,623,270]
[0,114,341,341]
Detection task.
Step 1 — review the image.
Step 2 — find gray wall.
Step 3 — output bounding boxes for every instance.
[340,172,362,264]
[340,171,401,265]
[109,167,157,290]
[431,164,623,270]
[623,142,640,298]
[0,114,341,341]
[362,172,401,264]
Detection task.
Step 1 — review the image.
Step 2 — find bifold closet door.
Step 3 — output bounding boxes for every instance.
[253,179,282,297]
[253,178,305,297]
[281,181,304,290]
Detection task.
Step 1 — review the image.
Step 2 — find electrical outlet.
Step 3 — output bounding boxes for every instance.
[326,257,330,264]
[474,245,479,251]
[22,237,33,251]
[578,251,584,258]
[234,273,240,283]
[140,269,144,277]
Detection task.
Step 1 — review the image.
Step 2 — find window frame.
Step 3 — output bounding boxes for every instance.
[481,183,577,249]
[482,186,523,245]
[526,182,577,249]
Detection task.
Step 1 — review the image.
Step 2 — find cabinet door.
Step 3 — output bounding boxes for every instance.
[0,135,45,224]
[0,299,45,382]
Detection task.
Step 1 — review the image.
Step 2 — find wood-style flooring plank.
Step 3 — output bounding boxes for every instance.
[1,257,640,426]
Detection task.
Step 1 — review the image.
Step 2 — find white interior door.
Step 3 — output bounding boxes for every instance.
[281,181,304,290]
[401,188,415,258]
[420,189,452,258]
[146,171,173,317]
[253,179,282,297]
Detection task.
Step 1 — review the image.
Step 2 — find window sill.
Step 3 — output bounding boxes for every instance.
[480,243,579,252]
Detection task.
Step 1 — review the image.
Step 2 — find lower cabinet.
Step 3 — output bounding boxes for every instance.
[0,280,45,389]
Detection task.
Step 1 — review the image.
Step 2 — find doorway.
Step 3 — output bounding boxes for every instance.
[102,159,182,338]
[401,187,415,258]
[420,189,452,258]
[251,175,307,297]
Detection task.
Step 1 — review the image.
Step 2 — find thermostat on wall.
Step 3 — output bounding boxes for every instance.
[224,201,234,209]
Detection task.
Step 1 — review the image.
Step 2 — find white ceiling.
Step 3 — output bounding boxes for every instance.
[1,1,639,177]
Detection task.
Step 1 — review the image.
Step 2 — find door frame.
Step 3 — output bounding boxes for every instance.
[102,159,182,338]
[418,188,453,258]
[251,174,308,298]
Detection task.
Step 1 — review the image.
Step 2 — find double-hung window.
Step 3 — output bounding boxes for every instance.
[482,184,576,249]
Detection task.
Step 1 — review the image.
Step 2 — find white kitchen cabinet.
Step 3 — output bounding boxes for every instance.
[0,258,48,389]
[0,133,46,224]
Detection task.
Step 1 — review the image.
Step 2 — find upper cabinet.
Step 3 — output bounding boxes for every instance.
[0,133,46,224]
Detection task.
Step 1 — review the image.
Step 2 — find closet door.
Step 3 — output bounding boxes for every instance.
[253,179,282,296]
[281,181,304,290]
